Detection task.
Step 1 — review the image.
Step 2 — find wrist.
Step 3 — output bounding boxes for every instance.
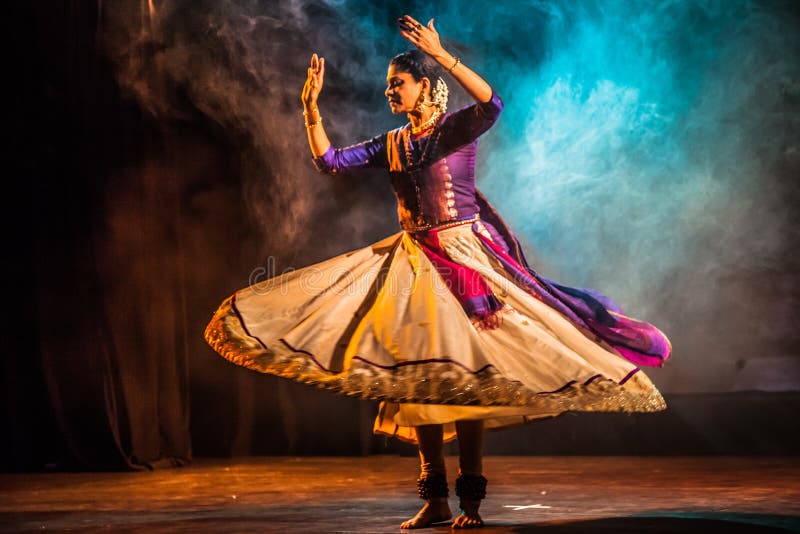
[303,106,322,128]
[431,49,454,66]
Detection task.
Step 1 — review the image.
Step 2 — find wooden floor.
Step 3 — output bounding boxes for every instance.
[1,456,798,533]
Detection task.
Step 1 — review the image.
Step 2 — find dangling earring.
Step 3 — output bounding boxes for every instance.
[414,86,432,114]
[409,80,443,135]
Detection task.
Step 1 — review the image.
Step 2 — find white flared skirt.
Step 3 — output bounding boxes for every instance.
[204,223,666,444]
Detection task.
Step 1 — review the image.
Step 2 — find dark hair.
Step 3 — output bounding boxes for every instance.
[390,50,444,93]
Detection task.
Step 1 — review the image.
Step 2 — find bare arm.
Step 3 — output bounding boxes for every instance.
[301,53,390,175]
[397,15,493,104]
[301,53,331,157]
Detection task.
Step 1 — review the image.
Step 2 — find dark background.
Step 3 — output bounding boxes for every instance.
[4,1,799,471]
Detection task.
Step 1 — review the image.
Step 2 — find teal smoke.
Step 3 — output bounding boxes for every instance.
[337,1,800,392]
[104,0,799,391]
[341,0,798,307]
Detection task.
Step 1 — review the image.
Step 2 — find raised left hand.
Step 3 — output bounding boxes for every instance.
[397,15,443,57]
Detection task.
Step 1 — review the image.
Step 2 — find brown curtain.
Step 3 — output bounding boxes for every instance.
[3,1,385,472]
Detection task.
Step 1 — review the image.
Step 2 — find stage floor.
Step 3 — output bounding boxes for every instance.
[1,456,798,533]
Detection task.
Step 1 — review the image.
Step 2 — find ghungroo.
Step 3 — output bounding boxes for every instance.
[417,473,449,500]
[455,474,487,501]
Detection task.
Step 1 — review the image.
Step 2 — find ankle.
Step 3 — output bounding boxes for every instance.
[417,472,449,501]
[459,498,481,511]
[455,473,487,502]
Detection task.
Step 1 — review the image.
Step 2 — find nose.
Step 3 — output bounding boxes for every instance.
[384,86,392,97]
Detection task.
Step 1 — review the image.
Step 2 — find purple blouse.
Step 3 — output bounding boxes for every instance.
[313,91,504,231]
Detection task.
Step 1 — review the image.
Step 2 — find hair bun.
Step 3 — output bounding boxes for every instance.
[390,50,445,85]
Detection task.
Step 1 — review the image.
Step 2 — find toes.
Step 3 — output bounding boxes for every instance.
[401,520,418,530]
[451,514,483,529]
[401,518,418,529]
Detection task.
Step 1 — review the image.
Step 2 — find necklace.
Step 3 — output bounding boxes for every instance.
[403,112,442,170]
[403,127,440,170]
[409,110,441,135]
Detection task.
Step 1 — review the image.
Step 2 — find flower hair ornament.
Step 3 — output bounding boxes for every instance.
[413,77,449,113]
[431,77,448,114]
[411,77,448,135]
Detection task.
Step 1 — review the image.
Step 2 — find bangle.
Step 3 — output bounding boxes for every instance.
[448,56,461,74]
[304,107,322,128]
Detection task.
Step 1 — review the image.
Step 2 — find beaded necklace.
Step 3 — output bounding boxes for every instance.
[410,110,441,135]
[403,117,441,170]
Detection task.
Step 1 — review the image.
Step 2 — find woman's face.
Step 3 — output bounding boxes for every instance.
[385,64,427,114]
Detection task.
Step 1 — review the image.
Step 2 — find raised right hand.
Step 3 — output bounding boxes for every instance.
[301,53,325,107]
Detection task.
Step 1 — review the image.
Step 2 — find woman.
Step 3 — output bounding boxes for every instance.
[205,15,671,530]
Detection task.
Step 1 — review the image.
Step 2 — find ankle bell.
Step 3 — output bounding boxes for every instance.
[455,474,487,501]
[416,473,449,500]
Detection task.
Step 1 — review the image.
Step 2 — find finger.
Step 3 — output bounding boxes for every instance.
[319,57,325,78]
[312,54,318,70]
[399,14,421,31]
[428,18,435,31]
[404,14,422,27]
[397,19,416,33]
[399,30,417,44]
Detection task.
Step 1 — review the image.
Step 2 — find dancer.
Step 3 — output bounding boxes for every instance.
[205,14,671,530]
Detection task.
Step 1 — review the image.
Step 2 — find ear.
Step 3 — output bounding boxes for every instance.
[421,77,432,97]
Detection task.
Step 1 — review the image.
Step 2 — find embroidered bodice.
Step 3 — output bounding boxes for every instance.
[312,92,504,231]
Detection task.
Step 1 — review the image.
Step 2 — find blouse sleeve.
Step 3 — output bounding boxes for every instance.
[312,133,388,175]
[437,90,504,152]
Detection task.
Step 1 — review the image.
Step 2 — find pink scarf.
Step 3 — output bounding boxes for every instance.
[413,228,504,330]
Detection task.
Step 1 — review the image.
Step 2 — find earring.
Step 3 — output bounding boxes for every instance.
[414,88,432,114]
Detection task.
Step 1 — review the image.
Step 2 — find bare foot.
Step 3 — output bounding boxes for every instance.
[400,498,452,529]
[452,500,483,529]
